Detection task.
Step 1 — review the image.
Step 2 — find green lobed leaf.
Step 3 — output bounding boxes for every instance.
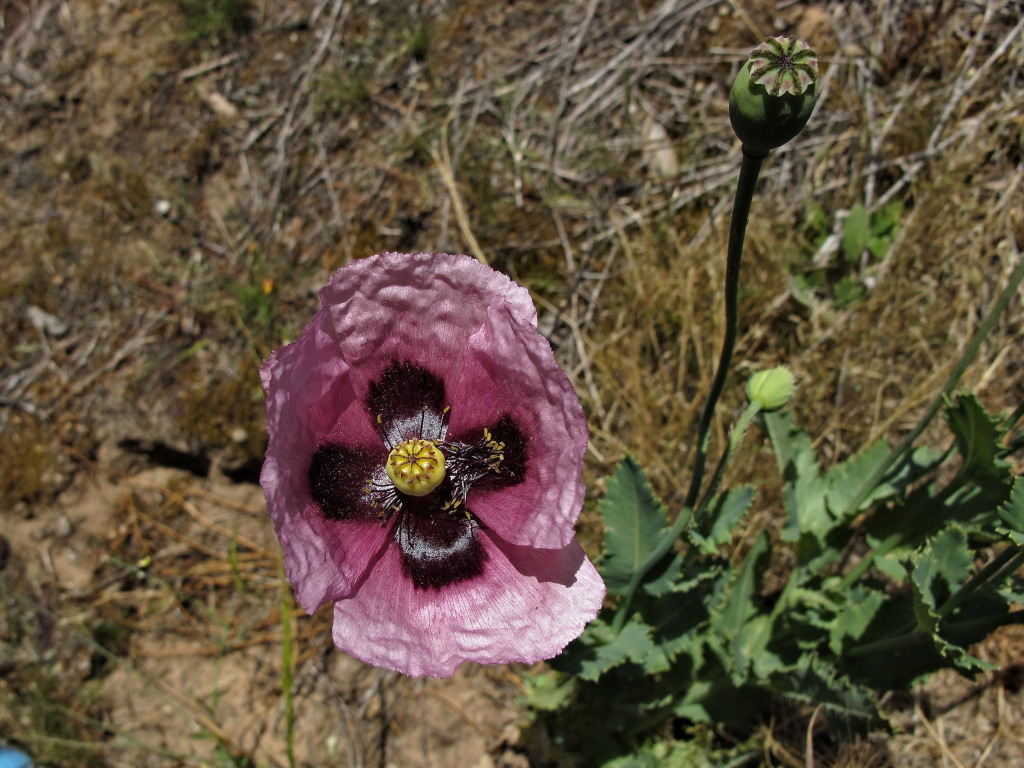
[945,392,1011,483]
[997,476,1024,545]
[643,625,697,675]
[599,456,674,595]
[936,558,1015,676]
[640,551,686,597]
[824,440,892,520]
[713,532,770,637]
[690,485,755,555]
[645,556,724,599]
[555,617,661,682]
[839,584,1005,687]
[914,582,1005,679]
[929,628,998,676]
[828,587,887,656]
[792,452,831,540]
[642,583,718,674]
[866,474,1011,559]
[911,525,974,633]
[762,409,803,474]
[771,654,881,729]
[574,619,655,682]
[841,204,870,262]
[520,670,576,712]
[881,444,947,496]
[762,411,832,545]
[788,586,841,631]
[734,613,781,680]
[707,532,770,685]
[673,674,770,727]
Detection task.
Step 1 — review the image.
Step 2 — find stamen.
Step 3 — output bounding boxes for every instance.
[361,475,400,521]
[441,427,510,505]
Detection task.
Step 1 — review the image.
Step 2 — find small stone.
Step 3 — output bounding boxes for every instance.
[26,305,68,337]
[641,117,679,180]
[54,513,73,538]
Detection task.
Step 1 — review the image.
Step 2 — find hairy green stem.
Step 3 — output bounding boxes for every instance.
[936,544,1024,619]
[839,253,1024,520]
[683,147,766,511]
[695,402,761,527]
[837,252,1024,589]
[1001,399,1024,433]
[279,559,297,768]
[611,147,766,633]
[845,609,1024,659]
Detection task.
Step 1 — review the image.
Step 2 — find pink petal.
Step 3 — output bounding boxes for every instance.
[315,252,538,411]
[447,302,589,550]
[331,531,606,678]
[261,324,388,611]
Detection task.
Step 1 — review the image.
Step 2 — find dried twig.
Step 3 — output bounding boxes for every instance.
[431,119,488,264]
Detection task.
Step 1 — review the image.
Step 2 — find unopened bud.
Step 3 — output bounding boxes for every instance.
[746,366,795,411]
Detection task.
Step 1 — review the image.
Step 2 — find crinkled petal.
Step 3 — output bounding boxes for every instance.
[316,252,538,405]
[331,532,605,678]
[447,302,588,549]
[261,323,388,611]
[274,493,394,613]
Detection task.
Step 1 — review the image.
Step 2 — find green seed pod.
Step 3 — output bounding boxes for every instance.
[729,37,819,154]
[746,366,795,411]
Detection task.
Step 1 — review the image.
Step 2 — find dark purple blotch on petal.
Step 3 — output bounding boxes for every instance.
[368,361,448,447]
[443,414,528,504]
[477,414,527,489]
[395,500,487,589]
[309,443,385,521]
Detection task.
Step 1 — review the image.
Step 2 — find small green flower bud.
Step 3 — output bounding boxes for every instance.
[746,366,795,411]
[729,37,819,154]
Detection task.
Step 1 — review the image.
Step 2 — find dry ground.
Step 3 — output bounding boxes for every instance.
[1,0,1022,766]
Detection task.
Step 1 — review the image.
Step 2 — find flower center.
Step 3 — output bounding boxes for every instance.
[385,438,446,497]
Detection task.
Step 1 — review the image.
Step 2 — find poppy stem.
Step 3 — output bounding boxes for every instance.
[836,250,1024,528]
[683,146,766,512]
[612,146,766,632]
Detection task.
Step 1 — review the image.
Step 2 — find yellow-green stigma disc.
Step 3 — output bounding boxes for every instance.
[385,438,446,496]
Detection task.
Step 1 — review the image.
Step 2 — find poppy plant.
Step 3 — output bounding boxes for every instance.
[260,252,605,677]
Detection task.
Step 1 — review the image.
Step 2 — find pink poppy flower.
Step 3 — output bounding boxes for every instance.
[260,252,605,678]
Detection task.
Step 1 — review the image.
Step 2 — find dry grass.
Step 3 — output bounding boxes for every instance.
[1,0,1022,766]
